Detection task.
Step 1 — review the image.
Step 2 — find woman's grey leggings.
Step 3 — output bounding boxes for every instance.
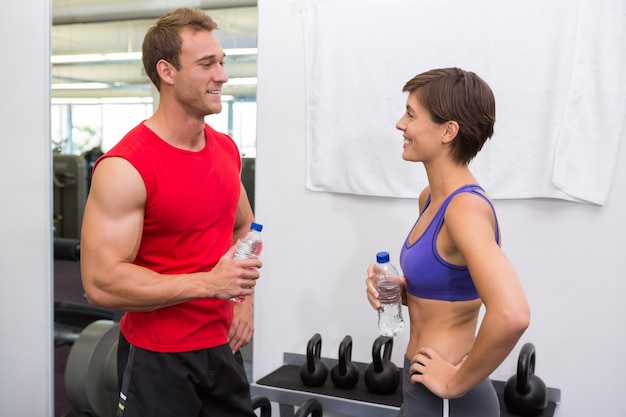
[397,357,499,417]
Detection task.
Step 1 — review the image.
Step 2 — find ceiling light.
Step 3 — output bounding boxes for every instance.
[52,97,154,105]
[226,77,257,86]
[104,52,143,61]
[52,82,110,89]
[224,47,257,56]
[51,48,256,64]
[51,52,142,64]
[51,77,257,90]
[51,54,106,64]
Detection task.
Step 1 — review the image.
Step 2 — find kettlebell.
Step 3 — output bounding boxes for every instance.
[251,396,271,417]
[504,342,548,417]
[294,398,323,417]
[364,335,400,395]
[299,333,328,387]
[330,335,359,389]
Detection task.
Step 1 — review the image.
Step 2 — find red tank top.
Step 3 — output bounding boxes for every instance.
[96,122,241,352]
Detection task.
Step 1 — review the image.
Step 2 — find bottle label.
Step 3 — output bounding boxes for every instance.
[234,240,263,259]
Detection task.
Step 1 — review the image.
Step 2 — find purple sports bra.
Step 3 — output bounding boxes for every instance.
[399,184,500,302]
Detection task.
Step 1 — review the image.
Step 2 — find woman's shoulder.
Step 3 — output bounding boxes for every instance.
[447,185,492,212]
[444,186,496,238]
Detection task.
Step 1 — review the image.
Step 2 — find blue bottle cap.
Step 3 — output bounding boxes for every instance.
[251,222,263,232]
[376,251,390,263]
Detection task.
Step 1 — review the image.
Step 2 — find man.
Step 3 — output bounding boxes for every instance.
[80,7,260,417]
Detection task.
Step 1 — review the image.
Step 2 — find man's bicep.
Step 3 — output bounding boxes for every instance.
[82,157,146,264]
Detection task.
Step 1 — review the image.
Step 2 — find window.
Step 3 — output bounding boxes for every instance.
[52,97,256,156]
[233,101,257,158]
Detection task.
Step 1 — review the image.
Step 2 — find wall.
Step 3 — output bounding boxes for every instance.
[0,0,53,416]
[253,1,626,416]
[2,0,622,415]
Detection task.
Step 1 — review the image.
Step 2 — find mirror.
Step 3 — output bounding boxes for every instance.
[51,2,258,415]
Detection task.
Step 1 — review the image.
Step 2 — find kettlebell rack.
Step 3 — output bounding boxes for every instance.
[252,351,400,417]
[251,351,561,417]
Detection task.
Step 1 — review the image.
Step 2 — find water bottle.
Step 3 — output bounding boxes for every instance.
[232,222,263,302]
[373,251,404,337]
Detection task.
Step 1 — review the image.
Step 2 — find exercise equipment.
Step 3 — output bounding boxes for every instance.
[299,333,328,387]
[294,398,323,417]
[504,342,548,416]
[53,154,88,239]
[330,335,359,389]
[241,157,256,211]
[54,237,81,261]
[252,395,272,417]
[53,237,117,346]
[64,320,119,417]
[54,301,115,346]
[63,320,273,417]
[364,336,400,395]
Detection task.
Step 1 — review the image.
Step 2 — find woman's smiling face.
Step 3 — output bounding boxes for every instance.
[396,91,446,163]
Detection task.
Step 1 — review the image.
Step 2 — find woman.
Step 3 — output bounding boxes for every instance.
[366,67,530,417]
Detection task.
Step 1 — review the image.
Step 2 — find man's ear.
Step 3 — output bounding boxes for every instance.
[441,120,460,144]
[156,59,175,86]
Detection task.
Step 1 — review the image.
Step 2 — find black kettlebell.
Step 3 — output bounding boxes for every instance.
[294,398,323,417]
[364,335,399,395]
[504,343,548,417]
[330,335,359,389]
[299,333,328,387]
[251,396,271,417]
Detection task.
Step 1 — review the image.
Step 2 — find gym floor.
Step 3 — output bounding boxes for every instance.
[54,259,254,417]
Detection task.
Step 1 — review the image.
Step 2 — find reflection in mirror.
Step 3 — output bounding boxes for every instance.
[51,3,258,416]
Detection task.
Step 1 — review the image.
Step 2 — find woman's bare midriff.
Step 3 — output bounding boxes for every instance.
[405,294,482,365]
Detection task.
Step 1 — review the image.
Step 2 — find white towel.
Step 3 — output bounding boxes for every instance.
[302,0,626,205]
[551,0,626,204]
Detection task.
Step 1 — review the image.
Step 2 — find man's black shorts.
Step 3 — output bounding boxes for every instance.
[116,332,255,417]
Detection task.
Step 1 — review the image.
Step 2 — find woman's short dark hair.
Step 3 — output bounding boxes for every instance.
[403,67,496,164]
[142,7,219,90]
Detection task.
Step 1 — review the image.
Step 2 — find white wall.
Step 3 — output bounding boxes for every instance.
[253,1,626,416]
[0,0,53,416]
[4,0,623,415]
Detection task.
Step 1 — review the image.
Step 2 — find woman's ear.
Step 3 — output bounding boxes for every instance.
[441,121,460,144]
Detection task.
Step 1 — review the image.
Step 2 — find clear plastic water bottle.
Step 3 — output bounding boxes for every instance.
[232,222,263,302]
[373,251,404,337]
